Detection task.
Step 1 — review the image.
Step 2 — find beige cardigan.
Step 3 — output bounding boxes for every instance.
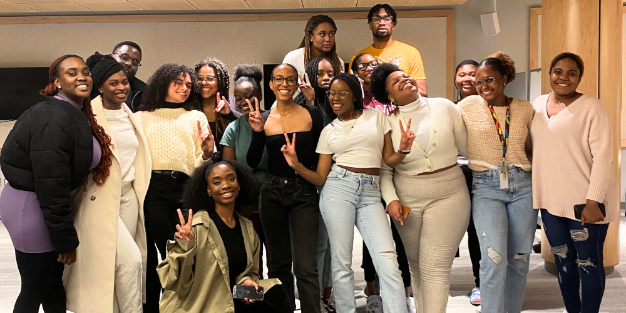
[157,210,280,313]
[63,97,151,312]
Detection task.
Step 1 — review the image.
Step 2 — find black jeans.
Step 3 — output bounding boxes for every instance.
[233,284,292,313]
[260,174,320,313]
[461,165,481,288]
[361,221,412,287]
[143,171,189,313]
[13,250,65,313]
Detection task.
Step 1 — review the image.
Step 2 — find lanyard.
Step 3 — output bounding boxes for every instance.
[487,104,510,165]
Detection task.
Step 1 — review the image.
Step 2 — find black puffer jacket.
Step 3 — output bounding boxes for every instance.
[0,96,93,254]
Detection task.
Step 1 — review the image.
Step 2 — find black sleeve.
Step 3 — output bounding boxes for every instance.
[29,115,79,254]
[246,111,271,168]
[307,106,324,170]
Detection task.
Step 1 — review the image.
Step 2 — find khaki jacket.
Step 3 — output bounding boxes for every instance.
[63,98,151,312]
[157,210,280,313]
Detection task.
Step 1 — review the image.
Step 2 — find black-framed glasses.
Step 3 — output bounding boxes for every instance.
[272,76,298,86]
[357,61,379,71]
[371,15,393,24]
[326,90,350,99]
[112,53,141,67]
[475,76,500,87]
[197,75,216,83]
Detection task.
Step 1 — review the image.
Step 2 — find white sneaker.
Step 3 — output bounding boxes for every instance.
[406,297,416,313]
[365,295,383,313]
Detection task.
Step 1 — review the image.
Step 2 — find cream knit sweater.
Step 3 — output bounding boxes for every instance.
[134,108,209,176]
[531,94,617,223]
[458,95,533,171]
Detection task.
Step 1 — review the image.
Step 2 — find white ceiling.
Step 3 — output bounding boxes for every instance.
[0,0,467,13]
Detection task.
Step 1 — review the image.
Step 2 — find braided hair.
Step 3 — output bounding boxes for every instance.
[195,58,231,144]
[294,57,336,122]
[40,55,112,186]
[298,15,343,72]
[328,73,364,122]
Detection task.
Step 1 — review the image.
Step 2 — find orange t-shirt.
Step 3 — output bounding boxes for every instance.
[351,40,426,80]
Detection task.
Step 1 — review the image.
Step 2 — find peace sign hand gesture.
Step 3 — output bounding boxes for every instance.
[215,92,232,114]
[197,120,214,160]
[398,118,416,151]
[247,97,265,132]
[175,209,195,241]
[280,133,301,169]
[298,73,315,105]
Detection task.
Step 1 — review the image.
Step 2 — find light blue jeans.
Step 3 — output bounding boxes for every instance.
[320,165,407,313]
[472,166,538,313]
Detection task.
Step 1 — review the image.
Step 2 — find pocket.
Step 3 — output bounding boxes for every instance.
[371,177,381,190]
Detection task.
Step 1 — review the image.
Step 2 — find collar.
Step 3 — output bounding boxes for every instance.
[397,95,427,114]
[54,93,82,110]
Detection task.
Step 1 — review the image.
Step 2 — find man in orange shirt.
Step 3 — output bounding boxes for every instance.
[352,3,428,97]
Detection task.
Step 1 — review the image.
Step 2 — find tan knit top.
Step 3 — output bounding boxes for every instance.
[134,108,209,176]
[458,95,533,171]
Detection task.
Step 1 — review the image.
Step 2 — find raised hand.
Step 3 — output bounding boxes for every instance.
[280,133,300,169]
[398,118,416,152]
[247,97,265,132]
[175,209,195,241]
[298,73,315,105]
[197,120,214,159]
[215,92,232,114]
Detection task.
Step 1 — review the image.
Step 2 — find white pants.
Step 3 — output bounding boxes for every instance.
[113,187,143,313]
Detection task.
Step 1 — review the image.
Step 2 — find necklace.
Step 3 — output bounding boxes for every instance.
[338,110,363,128]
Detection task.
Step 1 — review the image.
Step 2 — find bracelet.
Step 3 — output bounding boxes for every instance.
[398,149,411,155]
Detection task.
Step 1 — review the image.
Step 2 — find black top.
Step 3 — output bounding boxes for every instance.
[126,76,146,112]
[247,105,324,178]
[209,210,247,289]
[0,97,93,254]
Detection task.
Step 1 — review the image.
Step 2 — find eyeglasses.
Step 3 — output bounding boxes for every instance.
[371,15,393,24]
[197,75,216,83]
[326,90,350,99]
[357,61,379,71]
[475,76,500,87]
[272,76,298,86]
[112,53,141,67]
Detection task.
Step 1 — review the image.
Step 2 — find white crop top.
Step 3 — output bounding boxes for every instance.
[316,108,391,169]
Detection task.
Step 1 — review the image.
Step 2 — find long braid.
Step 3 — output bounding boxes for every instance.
[41,55,112,186]
[206,59,230,140]
[294,57,336,122]
[298,15,343,72]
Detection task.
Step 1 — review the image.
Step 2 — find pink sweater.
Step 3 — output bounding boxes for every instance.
[530,93,617,223]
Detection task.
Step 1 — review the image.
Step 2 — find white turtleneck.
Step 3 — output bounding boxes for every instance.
[380,96,468,204]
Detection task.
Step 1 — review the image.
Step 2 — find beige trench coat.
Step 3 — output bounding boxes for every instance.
[63,98,151,313]
[157,210,280,313]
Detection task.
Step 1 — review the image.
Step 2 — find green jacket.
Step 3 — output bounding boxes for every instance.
[157,210,280,313]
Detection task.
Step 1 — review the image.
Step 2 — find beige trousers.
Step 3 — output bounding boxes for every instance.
[392,166,471,313]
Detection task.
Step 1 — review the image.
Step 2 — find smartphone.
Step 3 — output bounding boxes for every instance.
[232,285,264,301]
[574,203,606,220]
[402,205,411,220]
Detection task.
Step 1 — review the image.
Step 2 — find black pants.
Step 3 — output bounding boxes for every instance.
[13,250,65,313]
[233,284,292,313]
[260,174,320,313]
[461,165,481,287]
[362,221,412,287]
[143,171,189,313]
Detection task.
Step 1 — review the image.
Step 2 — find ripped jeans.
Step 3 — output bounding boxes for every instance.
[541,209,608,313]
[472,167,537,313]
[320,165,407,313]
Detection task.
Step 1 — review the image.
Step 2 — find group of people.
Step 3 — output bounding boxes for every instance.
[0,3,616,313]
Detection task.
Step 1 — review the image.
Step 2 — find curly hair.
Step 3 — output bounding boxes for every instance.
[182,160,260,214]
[294,57,335,116]
[367,3,397,24]
[370,62,400,104]
[234,63,263,102]
[328,73,364,121]
[139,63,200,112]
[298,15,343,72]
[549,52,584,78]
[479,51,516,84]
[40,55,112,186]
[195,58,231,142]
